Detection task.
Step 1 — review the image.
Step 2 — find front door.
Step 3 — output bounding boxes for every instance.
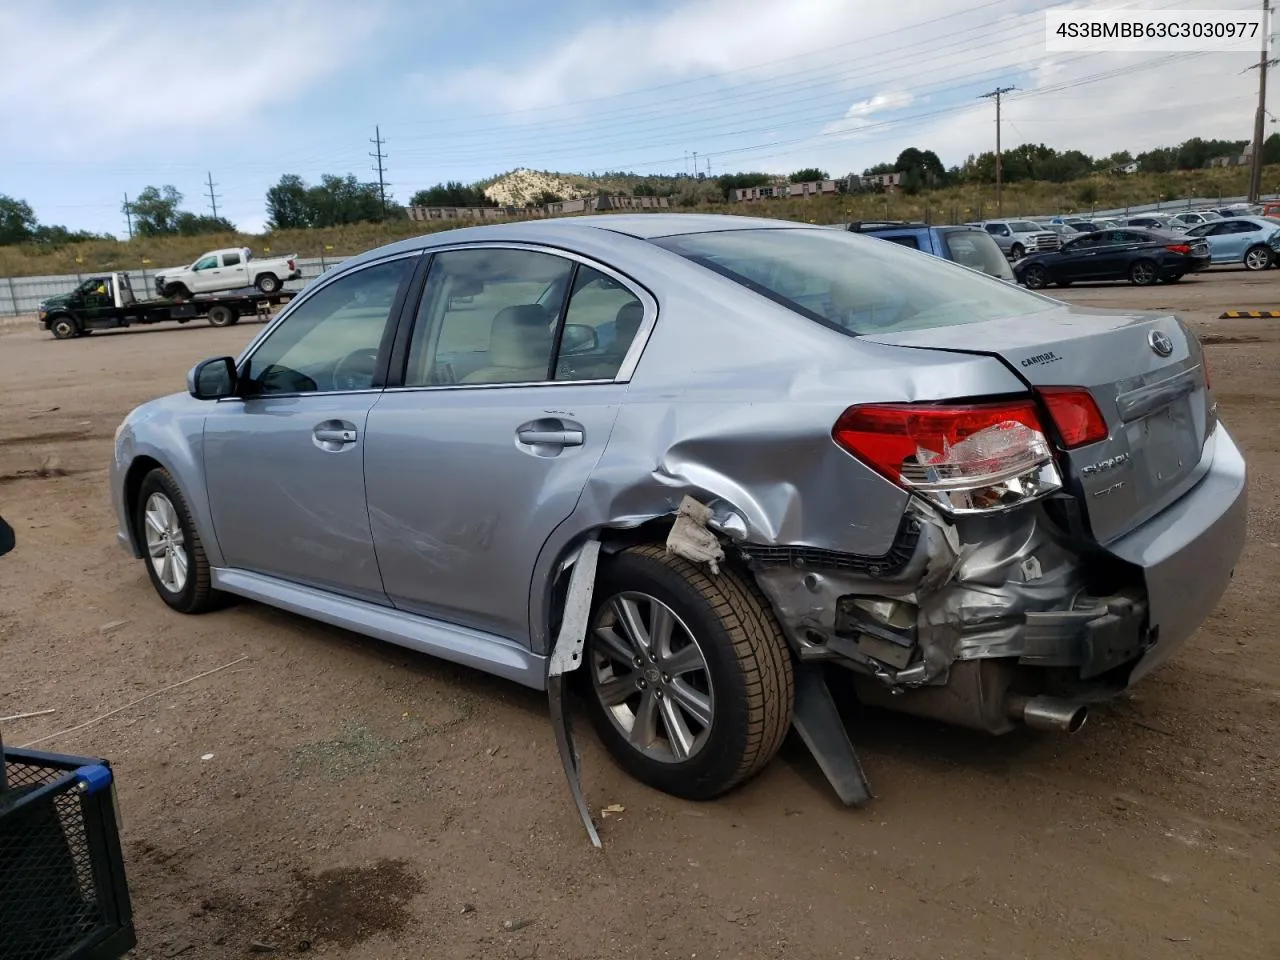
[364,246,648,644]
[203,254,420,603]
[79,276,116,326]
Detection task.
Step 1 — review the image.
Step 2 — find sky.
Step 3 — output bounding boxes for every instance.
[0,0,1268,235]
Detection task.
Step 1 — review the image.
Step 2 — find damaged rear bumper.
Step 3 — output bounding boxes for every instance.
[745,425,1248,732]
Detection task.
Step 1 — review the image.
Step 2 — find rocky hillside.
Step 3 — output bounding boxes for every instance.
[482,169,592,206]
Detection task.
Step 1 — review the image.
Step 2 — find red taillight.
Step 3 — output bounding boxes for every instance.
[832,400,1061,513]
[1166,243,1191,255]
[1037,387,1108,448]
[288,258,296,270]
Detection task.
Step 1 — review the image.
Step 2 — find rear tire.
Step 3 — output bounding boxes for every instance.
[580,545,794,801]
[1244,244,1272,271]
[1021,264,1050,289]
[255,274,281,294]
[206,304,237,327]
[49,316,78,340]
[1129,259,1158,285]
[135,468,224,614]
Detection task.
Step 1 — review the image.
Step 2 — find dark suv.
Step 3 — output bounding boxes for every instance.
[843,221,1015,281]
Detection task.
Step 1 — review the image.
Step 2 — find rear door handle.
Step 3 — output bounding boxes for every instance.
[518,428,583,446]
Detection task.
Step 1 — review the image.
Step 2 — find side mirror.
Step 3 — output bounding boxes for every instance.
[188,356,239,400]
[560,323,598,355]
[0,514,14,558]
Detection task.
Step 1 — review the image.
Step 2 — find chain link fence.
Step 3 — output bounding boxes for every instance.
[0,255,353,318]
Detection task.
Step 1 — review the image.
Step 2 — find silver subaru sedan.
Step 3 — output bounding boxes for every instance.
[110,213,1247,803]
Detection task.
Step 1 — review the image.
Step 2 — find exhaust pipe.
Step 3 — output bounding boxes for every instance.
[1004,694,1089,733]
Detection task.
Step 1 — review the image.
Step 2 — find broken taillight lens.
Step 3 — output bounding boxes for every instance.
[832,400,1062,514]
[1037,387,1108,448]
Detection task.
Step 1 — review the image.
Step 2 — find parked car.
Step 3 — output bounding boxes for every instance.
[154,247,301,300]
[843,221,1015,281]
[109,213,1246,805]
[1124,215,1174,231]
[1013,227,1210,288]
[969,219,1062,259]
[1167,211,1223,232]
[1180,216,1280,270]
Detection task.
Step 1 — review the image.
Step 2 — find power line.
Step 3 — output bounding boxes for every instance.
[369,125,388,216]
[205,171,220,220]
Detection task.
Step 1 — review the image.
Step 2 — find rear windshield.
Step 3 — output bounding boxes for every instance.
[942,230,1015,281]
[654,227,1054,335]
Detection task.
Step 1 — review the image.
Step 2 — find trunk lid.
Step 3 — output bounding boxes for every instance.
[860,303,1213,545]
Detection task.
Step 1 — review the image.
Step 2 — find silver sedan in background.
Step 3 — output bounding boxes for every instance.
[111,214,1247,803]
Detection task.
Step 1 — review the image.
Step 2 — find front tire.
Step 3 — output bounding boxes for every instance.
[1244,244,1272,271]
[581,545,794,801]
[49,316,78,340]
[163,283,191,301]
[136,468,223,614]
[255,274,281,294]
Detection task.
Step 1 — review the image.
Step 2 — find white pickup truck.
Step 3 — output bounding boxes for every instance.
[154,247,301,299]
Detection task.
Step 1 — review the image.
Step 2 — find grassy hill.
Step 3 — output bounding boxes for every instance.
[4,163,1277,278]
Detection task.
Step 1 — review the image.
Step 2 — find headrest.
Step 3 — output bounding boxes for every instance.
[613,300,644,344]
[489,304,552,368]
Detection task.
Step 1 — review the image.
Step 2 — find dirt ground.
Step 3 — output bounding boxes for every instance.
[1,268,1278,960]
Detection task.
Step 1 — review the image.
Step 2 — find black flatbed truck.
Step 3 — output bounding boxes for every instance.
[38,271,298,340]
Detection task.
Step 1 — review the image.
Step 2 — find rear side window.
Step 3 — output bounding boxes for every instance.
[654,227,1054,336]
[878,235,921,250]
[223,252,241,266]
[942,231,1015,281]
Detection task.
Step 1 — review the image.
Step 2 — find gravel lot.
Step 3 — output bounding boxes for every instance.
[1,268,1277,960]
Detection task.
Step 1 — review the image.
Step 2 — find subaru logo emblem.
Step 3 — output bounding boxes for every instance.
[1148,330,1174,357]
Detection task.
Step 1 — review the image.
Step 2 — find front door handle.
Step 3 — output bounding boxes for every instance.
[313,422,358,450]
[518,428,583,446]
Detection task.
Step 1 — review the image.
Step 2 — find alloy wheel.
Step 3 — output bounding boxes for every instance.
[144,492,189,594]
[589,591,715,763]
[1245,247,1271,270]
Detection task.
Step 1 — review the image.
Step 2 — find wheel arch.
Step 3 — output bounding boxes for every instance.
[117,428,224,567]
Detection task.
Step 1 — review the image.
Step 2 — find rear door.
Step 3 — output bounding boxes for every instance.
[364,245,649,644]
[220,250,251,288]
[860,308,1212,545]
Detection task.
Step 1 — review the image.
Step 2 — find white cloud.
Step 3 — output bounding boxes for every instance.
[821,91,916,137]
[0,1,386,156]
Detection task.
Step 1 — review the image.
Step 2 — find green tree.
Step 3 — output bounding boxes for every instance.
[266,174,312,229]
[894,148,947,187]
[175,212,237,235]
[0,194,37,245]
[130,185,183,236]
[789,167,828,182]
[529,189,564,206]
[862,162,895,175]
[306,175,385,226]
[1264,132,1280,166]
[409,181,495,207]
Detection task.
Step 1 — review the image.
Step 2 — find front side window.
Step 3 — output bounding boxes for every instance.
[655,227,1055,336]
[404,248,575,387]
[193,256,217,271]
[242,256,414,396]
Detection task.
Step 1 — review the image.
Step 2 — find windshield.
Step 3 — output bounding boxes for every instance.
[654,227,1054,336]
[1009,221,1041,233]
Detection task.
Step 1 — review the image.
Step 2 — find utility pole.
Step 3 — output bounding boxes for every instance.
[122,193,133,239]
[1247,0,1274,203]
[980,85,1016,215]
[370,125,388,217]
[205,172,220,220]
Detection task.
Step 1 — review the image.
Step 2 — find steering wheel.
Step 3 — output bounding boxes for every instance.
[331,347,380,392]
